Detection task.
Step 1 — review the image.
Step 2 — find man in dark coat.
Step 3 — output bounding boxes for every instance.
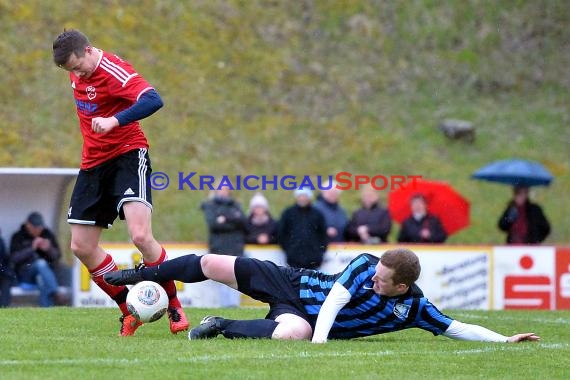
[498,186,550,244]
[278,187,328,269]
[201,187,247,256]
[397,195,447,243]
[346,185,392,244]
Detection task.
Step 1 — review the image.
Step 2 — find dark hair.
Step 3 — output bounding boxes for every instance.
[380,248,421,286]
[53,29,90,67]
[26,212,45,227]
[410,193,426,203]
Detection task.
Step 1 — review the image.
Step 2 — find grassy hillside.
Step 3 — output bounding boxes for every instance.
[0,0,568,247]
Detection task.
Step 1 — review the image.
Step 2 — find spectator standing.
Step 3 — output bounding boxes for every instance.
[245,193,278,245]
[397,195,447,243]
[201,186,248,256]
[346,185,392,243]
[314,182,348,243]
[498,186,550,244]
[1,230,15,307]
[201,186,247,306]
[278,187,328,269]
[9,212,62,307]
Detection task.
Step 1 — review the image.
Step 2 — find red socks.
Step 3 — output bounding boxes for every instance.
[144,247,182,309]
[90,254,129,315]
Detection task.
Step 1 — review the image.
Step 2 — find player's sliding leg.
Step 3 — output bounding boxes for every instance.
[104,254,232,286]
[189,313,312,340]
[122,202,189,334]
[70,224,141,336]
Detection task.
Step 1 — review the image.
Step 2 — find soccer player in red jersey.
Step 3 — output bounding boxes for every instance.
[52,29,188,336]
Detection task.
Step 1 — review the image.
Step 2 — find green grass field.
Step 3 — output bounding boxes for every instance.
[0,307,568,379]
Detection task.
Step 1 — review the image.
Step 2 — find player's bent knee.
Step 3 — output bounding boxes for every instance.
[201,254,237,278]
[272,314,313,340]
[272,323,312,340]
[130,233,153,251]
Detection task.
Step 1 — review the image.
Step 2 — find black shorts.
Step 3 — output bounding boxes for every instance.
[67,148,152,228]
[234,257,311,323]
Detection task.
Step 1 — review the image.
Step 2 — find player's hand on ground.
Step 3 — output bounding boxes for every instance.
[92,117,119,133]
[507,333,540,343]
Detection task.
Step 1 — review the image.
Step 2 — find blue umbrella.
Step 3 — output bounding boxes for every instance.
[472,159,554,187]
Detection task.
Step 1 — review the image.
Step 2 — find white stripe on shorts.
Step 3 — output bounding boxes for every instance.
[138,148,148,202]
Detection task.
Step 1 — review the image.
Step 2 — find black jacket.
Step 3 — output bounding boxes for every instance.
[345,202,392,243]
[498,201,550,244]
[397,214,447,243]
[245,214,278,244]
[10,225,61,275]
[278,204,328,269]
[201,196,247,255]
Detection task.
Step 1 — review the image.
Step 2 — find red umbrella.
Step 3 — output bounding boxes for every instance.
[388,179,470,235]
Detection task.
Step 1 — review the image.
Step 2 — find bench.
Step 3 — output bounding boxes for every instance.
[9,284,71,306]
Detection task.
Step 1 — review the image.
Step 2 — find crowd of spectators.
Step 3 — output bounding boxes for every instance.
[195,182,550,274]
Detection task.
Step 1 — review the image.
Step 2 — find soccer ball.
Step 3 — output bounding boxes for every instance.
[126,281,168,323]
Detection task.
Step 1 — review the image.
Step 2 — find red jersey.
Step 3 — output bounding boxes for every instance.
[69,50,153,169]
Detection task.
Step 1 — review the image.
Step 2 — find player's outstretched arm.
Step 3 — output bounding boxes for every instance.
[443,320,540,343]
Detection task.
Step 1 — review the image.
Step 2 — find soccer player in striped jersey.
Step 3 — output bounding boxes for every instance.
[105,248,539,343]
[52,29,188,336]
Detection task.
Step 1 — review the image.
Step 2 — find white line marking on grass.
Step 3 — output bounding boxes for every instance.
[0,351,397,367]
[453,348,494,354]
[453,342,570,355]
[521,317,569,325]
[488,315,570,325]
[451,313,489,320]
[453,346,519,355]
[2,343,568,368]
[448,313,570,326]
[539,343,570,349]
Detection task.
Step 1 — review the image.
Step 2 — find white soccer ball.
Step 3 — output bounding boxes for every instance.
[126,281,168,323]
